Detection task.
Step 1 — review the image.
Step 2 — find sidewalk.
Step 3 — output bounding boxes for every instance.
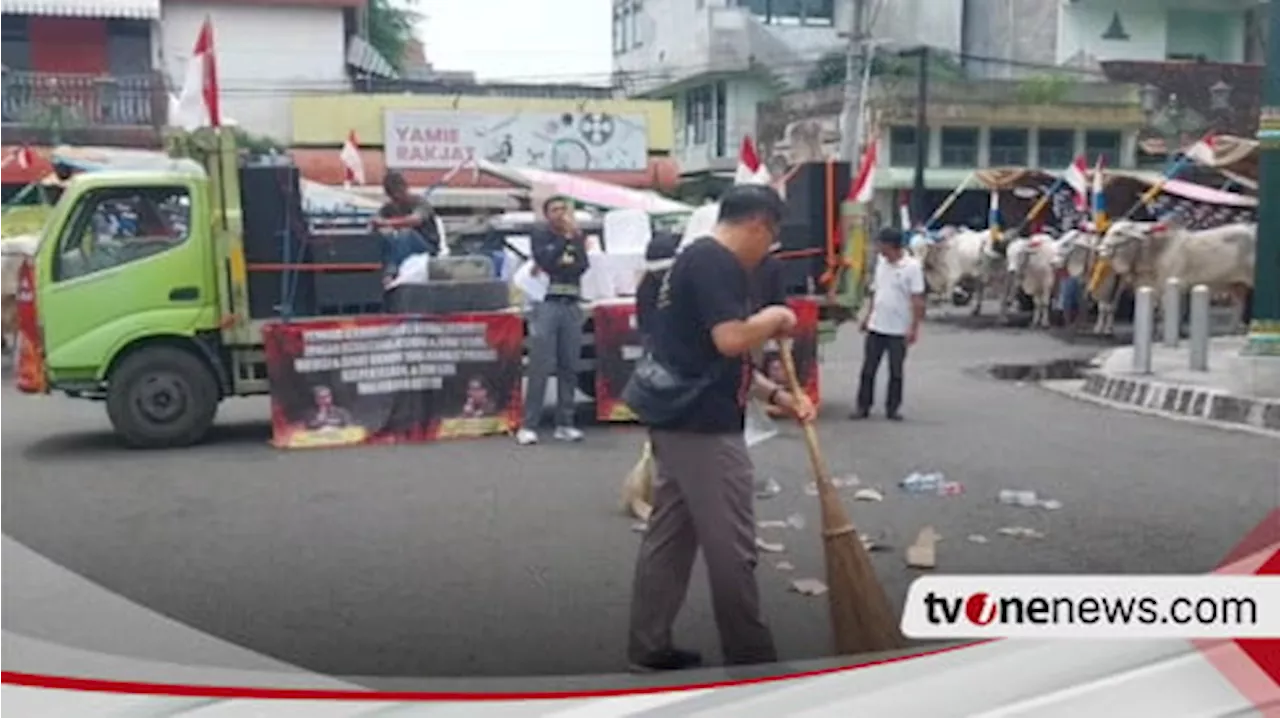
[1044,337,1280,436]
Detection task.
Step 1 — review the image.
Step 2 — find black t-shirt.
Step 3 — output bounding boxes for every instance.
[649,237,753,434]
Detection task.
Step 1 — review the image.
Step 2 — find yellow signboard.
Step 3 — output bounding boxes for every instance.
[292,95,675,153]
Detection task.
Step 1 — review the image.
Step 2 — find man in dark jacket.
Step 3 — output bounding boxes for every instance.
[373,171,440,289]
[516,196,590,445]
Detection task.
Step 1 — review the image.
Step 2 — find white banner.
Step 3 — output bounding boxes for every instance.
[384,110,649,172]
[901,575,1280,639]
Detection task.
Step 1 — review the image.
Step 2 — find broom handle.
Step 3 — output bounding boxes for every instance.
[778,340,857,538]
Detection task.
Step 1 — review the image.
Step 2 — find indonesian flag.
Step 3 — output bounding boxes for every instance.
[1064,154,1089,211]
[1184,133,1219,166]
[734,135,769,185]
[339,130,365,187]
[169,18,221,131]
[847,138,877,204]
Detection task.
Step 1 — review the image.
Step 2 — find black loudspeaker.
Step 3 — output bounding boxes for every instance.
[315,271,385,316]
[777,161,851,253]
[240,164,308,264]
[309,233,383,265]
[774,162,850,292]
[247,271,316,319]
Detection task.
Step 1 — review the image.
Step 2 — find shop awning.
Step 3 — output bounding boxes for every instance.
[0,0,159,19]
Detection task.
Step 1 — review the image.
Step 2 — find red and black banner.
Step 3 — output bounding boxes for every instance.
[263,313,524,449]
[14,258,47,394]
[594,297,822,423]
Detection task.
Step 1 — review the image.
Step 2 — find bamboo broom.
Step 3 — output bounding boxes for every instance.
[778,340,906,655]
[620,441,654,521]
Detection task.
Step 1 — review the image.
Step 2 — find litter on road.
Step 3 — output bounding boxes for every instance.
[997,526,1046,539]
[757,519,788,529]
[755,477,783,499]
[853,488,885,502]
[790,578,829,596]
[755,538,786,553]
[630,521,648,533]
[906,527,941,569]
[786,513,807,529]
[775,560,795,571]
[967,534,990,544]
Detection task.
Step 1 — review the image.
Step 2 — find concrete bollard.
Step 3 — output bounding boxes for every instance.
[1189,284,1211,372]
[1162,278,1181,348]
[1132,286,1154,375]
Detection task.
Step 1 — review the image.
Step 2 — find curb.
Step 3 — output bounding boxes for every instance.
[1073,368,1280,435]
[1040,380,1280,439]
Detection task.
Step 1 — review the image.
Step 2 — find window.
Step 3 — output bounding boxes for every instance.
[714,80,727,157]
[55,187,191,283]
[940,127,978,167]
[889,126,928,167]
[107,19,151,75]
[686,85,713,146]
[739,0,832,26]
[1038,129,1075,169]
[630,0,643,48]
[613,4,627,54]
[988,128,1029,166]
[1,14,30,71]
[1085,130,1122,168]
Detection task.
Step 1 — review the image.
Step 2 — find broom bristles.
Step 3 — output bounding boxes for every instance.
[620,441,655,520]
[779,340,907,655]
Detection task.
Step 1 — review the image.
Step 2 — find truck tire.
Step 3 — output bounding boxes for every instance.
[106,346,220,449]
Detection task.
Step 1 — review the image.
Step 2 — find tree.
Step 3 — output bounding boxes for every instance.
[367,0,422,71]
[804,48,966,90]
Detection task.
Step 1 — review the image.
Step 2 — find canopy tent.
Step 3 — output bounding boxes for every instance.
[477,161,693,216]
[959,166,1257,234]
[1146,133,1260,186]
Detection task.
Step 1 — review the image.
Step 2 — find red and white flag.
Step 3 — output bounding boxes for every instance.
[169,18,221,131]
[734,135,766,185]
[1184,133,1219,165]
[1063,154,1089,211]
[339,130,365,187]
[847,138,878,204]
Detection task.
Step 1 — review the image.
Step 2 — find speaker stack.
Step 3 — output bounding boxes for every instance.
[776,161,851,296]
[241,163,317,318]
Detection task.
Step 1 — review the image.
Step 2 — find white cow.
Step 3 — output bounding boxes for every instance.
[1056,229,1127,335]
[1099,220,1256,334]
[910,227,1003,316]
[2,235,40,353]
[1004,233,1059,328]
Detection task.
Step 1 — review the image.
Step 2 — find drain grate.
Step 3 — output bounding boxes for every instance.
[988,358,1093,382]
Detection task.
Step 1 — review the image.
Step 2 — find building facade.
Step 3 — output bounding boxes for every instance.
[160,0,360,141]
[288,93,679,192]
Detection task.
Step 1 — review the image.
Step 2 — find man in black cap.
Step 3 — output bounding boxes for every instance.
[853,227,925,421]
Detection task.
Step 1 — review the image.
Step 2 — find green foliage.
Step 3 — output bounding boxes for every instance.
[163,126,286,160]
[367,0,423,71]
[804,48,965,90]
[1015,74,1075,105]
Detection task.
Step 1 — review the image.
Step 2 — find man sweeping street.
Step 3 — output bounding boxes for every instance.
[626,185,814,672]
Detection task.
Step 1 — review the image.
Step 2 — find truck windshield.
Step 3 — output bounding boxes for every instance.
[54,187,192,282]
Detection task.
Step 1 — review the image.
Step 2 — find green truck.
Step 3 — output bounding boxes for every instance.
[22,131,868,449]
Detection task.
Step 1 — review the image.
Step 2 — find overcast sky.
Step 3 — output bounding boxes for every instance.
[417,0,614,84]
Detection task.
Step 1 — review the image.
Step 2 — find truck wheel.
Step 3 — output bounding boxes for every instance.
[106,346,219,449]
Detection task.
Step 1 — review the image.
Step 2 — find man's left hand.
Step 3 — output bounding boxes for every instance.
[775,390,816,423]
[907,326,920,346]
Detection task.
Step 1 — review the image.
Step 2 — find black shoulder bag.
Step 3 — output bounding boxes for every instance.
[621,353,721,426]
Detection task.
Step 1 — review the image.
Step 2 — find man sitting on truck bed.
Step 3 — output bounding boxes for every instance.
[373,171,441,288]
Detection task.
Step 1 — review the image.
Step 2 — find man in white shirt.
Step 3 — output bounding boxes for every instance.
[853,228,926,421]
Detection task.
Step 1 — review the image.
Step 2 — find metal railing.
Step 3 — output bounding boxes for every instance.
[1,71,164,127]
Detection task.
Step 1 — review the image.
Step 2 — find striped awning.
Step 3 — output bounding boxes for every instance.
[345,35,398,80]
[0,0,159,18]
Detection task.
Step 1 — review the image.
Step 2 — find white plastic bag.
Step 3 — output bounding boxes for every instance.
[511,259,549,305]
[744,399,780,448]
[387,253,430,289]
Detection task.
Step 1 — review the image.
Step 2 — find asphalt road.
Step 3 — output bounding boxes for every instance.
[3,322,1277,680]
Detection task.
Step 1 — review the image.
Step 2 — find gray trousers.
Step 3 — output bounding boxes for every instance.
[628,430,777,666]
[523,299,584,429]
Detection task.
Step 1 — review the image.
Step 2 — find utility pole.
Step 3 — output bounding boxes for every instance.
[902,45,929,226]
[839,0,868,163]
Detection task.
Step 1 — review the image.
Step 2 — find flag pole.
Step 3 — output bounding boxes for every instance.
[923,170,975,231]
